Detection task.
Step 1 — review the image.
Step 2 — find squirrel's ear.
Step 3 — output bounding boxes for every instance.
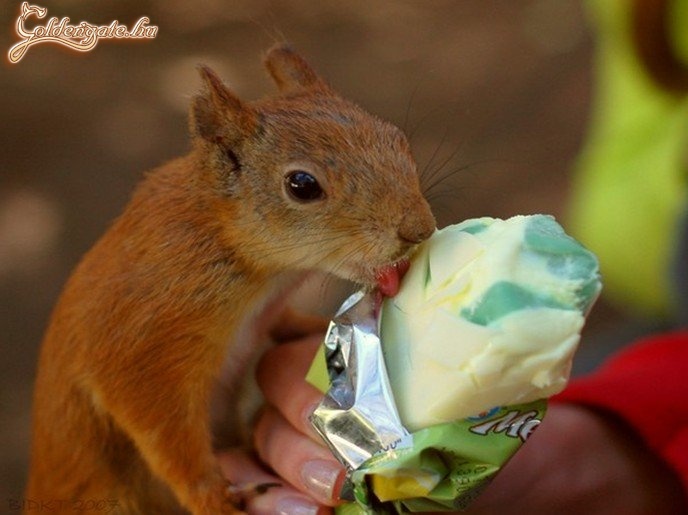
[190,65,257,144]
[264,44,331,94]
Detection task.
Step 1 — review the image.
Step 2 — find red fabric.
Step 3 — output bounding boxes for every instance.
[553,331,688,495]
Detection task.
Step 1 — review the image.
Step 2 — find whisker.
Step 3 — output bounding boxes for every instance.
[419,125,451,183]
[314,234,367,274]
[423,164,472,197]
[426,188,468,205]
[421,142,467,192]
[402,79,425,136]
[407,103,448,143]
[253,232,355,261]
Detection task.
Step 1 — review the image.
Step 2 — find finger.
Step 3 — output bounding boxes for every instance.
[254,405,346,507]
[218,449,332,515]
[218,448,277,485]
[256,336,325,441]
[270,306,330,343]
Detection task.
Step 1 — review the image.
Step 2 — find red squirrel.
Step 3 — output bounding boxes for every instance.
[25,45,436,514]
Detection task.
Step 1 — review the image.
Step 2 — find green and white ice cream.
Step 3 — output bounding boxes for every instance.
[381,215,601,431]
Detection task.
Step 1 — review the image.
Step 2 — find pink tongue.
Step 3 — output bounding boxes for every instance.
[376,260,410,298]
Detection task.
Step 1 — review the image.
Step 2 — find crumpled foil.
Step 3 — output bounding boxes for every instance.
[309,290,409,499]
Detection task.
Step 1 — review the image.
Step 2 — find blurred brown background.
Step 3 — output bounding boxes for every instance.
[1,0,633,502]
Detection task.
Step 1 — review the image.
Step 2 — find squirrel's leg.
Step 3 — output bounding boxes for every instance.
[90,358,243,515]
[26,383,183,514]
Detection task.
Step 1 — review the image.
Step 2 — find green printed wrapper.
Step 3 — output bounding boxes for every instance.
[348,401,546,513]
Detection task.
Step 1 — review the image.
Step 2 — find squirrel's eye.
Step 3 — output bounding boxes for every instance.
[285,171,324,202]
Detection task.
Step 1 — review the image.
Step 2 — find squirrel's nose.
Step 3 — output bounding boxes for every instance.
[398,209,436,244]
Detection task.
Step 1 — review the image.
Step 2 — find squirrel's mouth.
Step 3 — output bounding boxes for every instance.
[374,259,410,298]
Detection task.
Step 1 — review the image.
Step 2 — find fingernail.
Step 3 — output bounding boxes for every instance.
[301,459,343,501]
[275,496,320,515]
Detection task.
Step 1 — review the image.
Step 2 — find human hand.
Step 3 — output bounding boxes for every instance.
[463,402,686,514]
[218,332,344,515]
[223,336,686,514]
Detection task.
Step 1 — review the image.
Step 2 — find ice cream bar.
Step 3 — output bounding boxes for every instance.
[380,215,602,431]
[307,214,601,513]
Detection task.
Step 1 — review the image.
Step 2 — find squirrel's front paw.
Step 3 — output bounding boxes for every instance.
[187,477,244,515]
[191,478,281,514]
[226,481,282,512]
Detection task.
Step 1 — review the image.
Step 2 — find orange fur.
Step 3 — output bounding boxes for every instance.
[26,44,435,514]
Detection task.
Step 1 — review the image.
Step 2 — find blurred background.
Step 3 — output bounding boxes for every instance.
[2,0,684,502]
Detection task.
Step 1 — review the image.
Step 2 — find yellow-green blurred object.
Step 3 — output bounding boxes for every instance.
[569,0,688,318]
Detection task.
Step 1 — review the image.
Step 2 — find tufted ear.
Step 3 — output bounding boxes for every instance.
[190,65,257,145]
[263,44,331,94]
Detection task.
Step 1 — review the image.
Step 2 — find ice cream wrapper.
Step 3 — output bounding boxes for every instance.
[306,215,601,513]
[306,291,546,513]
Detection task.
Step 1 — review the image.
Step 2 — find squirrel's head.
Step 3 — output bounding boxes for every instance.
[190,44,436,294]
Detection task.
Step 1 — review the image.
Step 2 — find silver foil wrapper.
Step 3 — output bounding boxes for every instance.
[310,291,409,498]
